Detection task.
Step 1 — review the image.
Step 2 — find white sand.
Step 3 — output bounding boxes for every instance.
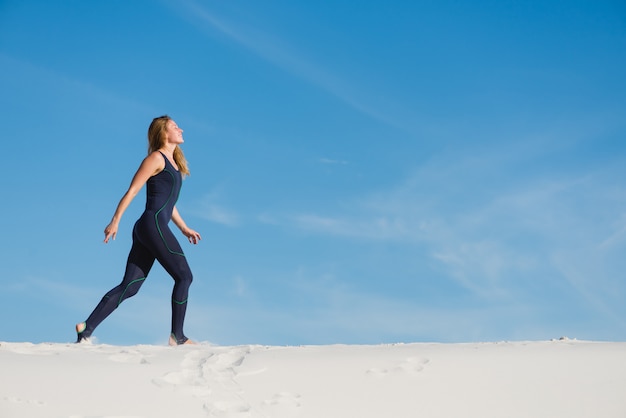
[1,339,625,418]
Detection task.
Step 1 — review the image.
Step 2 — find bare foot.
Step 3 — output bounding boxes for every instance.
[168,335,197,346]
[75,322,91,343]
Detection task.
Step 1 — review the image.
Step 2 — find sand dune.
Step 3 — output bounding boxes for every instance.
[1,339,625,417]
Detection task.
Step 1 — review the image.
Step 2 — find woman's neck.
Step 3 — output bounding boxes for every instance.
[160,144,176,156]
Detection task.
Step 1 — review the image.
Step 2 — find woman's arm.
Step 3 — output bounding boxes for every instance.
[172,206,202,244]
[103,152,165,243]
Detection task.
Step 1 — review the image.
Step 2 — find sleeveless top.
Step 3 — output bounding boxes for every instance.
[144,151,182,223]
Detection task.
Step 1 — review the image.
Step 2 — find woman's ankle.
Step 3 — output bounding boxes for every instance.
[75,322,92,343]
[169,333,196,346]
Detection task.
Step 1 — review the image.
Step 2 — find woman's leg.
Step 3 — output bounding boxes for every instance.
[146,222,194,344]
[77,239,155,342]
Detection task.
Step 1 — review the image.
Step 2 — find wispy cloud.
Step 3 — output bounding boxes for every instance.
[268,140,626,316]
[3,275,99,312]
[172,0,413,132]
[291,213,417,241]
[187,266,502,344]
[0,53,154,116]
[599,212,626,250]
[191,201,240,227]
[189,189,241,226]
[216,266,555,343]
[196,203,240,226]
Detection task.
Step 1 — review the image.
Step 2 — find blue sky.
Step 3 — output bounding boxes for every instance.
[1,0,625,346]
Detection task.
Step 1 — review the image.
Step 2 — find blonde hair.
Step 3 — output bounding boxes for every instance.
[147,115,190,177]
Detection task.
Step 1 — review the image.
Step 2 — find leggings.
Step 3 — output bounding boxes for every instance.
[82,211,193,343]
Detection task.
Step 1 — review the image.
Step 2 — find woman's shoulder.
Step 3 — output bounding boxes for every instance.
[140,151,166,173]
[147,150,166,161]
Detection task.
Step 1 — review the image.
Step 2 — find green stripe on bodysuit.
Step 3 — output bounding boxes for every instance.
[117,277,146,306]
[154,168,185,257]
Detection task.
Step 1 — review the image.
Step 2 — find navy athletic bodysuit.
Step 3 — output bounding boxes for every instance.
[79,152,193,344]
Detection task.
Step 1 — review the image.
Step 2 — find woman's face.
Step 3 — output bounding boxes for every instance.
[165,120,184,145]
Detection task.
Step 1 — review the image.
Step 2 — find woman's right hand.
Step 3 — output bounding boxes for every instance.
[104,221,119,243]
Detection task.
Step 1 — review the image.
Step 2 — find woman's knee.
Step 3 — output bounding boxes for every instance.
[175,269,193,286]
[183,271,193,286]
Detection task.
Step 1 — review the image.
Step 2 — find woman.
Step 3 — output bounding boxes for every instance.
[76,115,201,345]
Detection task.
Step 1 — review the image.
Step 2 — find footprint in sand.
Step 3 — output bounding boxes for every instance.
[366,356,430,376]
[395,356,430,373]
[261,392,303,415]
[2,396,46,407]
[204,400,251,417]
[108,349,150,364]
[69,415,143,418]
[4,343,63,356]
[153,346,253,417]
